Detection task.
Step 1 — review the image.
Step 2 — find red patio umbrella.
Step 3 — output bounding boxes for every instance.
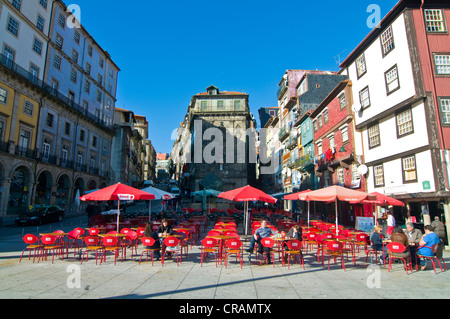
[218,185,277,236]
[350,192,405,227]
[80,183,155,231]
[353,192,405,207]
[299,186,374,235]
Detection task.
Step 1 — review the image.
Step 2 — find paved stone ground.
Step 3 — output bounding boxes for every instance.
[1,216,449,306]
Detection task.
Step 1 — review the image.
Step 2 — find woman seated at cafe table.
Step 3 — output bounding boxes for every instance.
[370,225,388,264]
[387,226,411,260]
[157,219,174,236]
[144,223,161,260]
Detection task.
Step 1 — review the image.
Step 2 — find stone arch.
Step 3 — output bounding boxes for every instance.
[7,165,33,215]
[36,170,54,206]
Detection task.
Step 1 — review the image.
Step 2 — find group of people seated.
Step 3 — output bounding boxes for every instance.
[245,219,302,264]
[370,218,444,270]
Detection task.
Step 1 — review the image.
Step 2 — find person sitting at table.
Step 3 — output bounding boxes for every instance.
[370,225,388,264]
[283,224,303,264]
[406,222,422,266]
[144,223,161,260]
[387,226,410,261]
[286,224,302,241]
[157,219,173,236]
[417,225,441,271]
[245,219,277,263]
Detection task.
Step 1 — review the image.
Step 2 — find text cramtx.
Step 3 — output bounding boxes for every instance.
[224,304,271,314]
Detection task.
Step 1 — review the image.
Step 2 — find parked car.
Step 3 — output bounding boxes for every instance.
[15,205,65,226]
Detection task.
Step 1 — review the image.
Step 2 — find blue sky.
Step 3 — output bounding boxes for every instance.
[73,0,399,154]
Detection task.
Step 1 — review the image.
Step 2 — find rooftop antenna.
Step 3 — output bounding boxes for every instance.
[334,49,347,66]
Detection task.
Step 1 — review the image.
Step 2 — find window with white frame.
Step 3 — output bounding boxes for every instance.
[42,141,51,160]
[339,93,346,109]
[351,163,361,183]
[323,109,329,124]
[374,164,385,187]
[396,108,413,137]
[359,86,371,109]
[58,13,65,29]
[434,54,450,75]
[55,34,63,48]
[72,49,78,64]
[53,55,61,70]
[316,140,323,155]
[77,152,83,168]
[11,0,21,10]
[61,146,68,164]
[328,134,335,149]
[356,53,367,78]
[0,87,8,104]
[440,98,450,124]
[381,26,395,56]
[33,38,42,55]
[368,123,380,148]
[70,69,77,83]
[23,100,33,116]
[341,125,349,142]
[424,9,447,32]
[402,155,417,182]
[36,15,44,32]
[337,167,345,186]
[7,15,19,37]
[84,80,90,94]
[385,65,400,94]
[74,31,80,44]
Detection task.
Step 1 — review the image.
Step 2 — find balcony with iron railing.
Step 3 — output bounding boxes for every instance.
[0,54,113,131]
[277,81,288,99]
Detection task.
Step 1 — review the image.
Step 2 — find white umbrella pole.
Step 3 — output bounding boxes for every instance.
[245,201,249,237]
[335,199,339,236]
[307,201,310,228]
[117,200,120,233]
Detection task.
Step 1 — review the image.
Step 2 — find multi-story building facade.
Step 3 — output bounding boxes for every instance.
[339,0,450,243]
[0,0,119,220]
[111,108,145,187]
[172,85,257,193]
[277,70,348,210]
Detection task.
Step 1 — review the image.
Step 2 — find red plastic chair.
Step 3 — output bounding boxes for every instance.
[163,236,182,266]
[304,232,318,252]
[207,230,221,237]
[415,244,447,274]
[88,228,100,236]
[67,229,83,258]
[119,230,138,259]
[38,235,62,263]
[284,240,305,270]
[81,236,104,265]
[136,228,145,238]
[101,236,122,265]
[139,237,161,266]
[19,234,43,263]
[353,233,369,254]
[224,238,243,269]
[387,242,412,274]
[324,241,346,271]
[200,238,219,267]
[259,237,275,267]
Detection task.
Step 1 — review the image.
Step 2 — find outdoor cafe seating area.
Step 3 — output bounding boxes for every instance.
[18,184,447,275]
[18,207,446,274]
